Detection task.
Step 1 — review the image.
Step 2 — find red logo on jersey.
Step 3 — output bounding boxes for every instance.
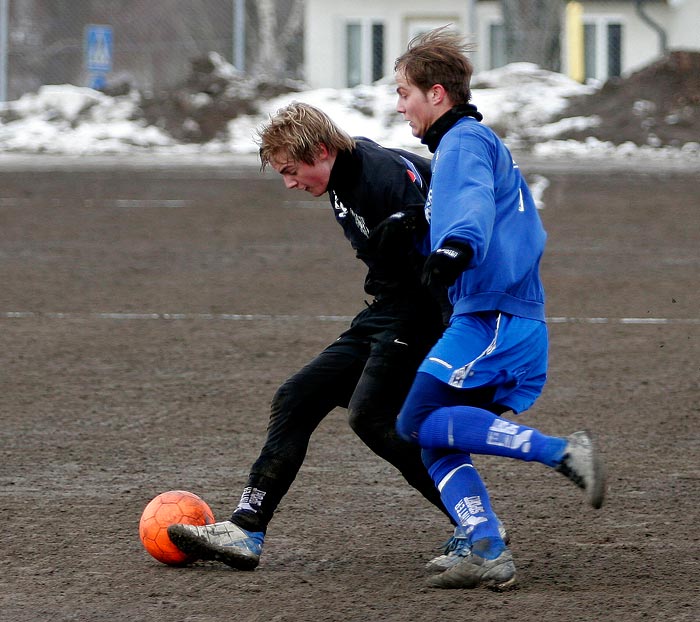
[406,169,416,183]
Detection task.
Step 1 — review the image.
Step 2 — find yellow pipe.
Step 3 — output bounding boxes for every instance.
[566,1,585,82]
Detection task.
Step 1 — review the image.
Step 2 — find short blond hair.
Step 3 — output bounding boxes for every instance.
[257,102,355,170]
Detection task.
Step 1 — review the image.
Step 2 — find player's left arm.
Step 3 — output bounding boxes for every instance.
[429,139,496,265]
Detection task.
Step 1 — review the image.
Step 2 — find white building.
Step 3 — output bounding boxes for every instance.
[303,0,700,88]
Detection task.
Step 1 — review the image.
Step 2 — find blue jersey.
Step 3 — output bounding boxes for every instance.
[427,116,546,321]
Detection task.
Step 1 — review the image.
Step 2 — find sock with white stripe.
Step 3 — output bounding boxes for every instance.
[425,450,503,553]
[418,405,567,467]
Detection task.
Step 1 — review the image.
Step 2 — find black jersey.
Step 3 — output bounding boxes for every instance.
[327,138,432,296]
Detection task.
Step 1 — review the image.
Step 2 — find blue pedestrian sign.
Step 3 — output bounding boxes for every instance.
[85,24,113,87]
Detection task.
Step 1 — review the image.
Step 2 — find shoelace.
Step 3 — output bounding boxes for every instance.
[438,534,471,558]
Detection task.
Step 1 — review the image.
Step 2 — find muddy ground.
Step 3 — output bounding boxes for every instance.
[1,155,698,621]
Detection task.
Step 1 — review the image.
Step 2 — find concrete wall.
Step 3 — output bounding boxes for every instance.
[668,0,700,49]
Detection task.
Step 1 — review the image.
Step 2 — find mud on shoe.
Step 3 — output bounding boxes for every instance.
[427,539,516,590]
[167,520,264,570]
[555,430,606,509]
[425,520,510,573]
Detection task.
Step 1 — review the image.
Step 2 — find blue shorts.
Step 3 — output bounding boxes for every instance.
[416,311,547,414]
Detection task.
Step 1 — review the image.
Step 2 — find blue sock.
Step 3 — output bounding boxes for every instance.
[418,406,567,467]
[424,450,504,557]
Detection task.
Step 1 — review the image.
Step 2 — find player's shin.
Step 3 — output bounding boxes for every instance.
[419,405,567,466]
[424,451,505,551]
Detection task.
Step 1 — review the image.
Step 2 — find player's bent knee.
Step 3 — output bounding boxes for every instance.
[395,412,417,443]
[348,406,380,441]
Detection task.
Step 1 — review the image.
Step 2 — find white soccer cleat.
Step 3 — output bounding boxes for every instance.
[167,520,264,570]
[425,520,510,573]
[427,539,517,590]
[555,430,606,509]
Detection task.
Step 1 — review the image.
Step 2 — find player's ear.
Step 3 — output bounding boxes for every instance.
[430,84,448,105]
[316,143,330,160]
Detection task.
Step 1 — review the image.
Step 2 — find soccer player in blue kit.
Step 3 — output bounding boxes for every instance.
[393,27,607,590]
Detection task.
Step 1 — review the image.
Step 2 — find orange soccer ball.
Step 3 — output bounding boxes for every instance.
[139,490,215,565]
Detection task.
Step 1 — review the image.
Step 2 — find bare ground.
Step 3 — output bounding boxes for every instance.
[1,157,698,622]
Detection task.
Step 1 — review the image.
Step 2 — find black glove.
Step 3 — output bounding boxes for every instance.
[367,209,427,256]
[421,241,473,288]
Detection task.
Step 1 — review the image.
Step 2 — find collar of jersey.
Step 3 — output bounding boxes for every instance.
[422,104,483,153]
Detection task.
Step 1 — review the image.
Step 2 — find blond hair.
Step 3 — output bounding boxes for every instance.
[257,102,355,170]
[394,26,475,104]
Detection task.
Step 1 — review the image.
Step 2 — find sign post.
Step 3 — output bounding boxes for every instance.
[0,0,8,101]
[85,24,113,90]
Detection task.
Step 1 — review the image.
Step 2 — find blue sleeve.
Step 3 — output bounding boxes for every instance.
[429,130,497,266]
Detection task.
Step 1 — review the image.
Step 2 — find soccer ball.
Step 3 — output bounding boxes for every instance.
[139,490,215,565]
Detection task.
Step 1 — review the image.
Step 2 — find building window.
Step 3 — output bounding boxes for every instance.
[372,23,384,83]
[345,20,385,87]
[583,18,623,81]
[607,23,622,78]
[489,23,506,69]
[584,23,597,80]
[346,24,362,87]
[487,16,622,80]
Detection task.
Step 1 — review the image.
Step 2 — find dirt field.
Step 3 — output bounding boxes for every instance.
[1,154,698,622]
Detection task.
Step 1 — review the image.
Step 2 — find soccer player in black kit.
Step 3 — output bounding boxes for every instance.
[168,102,452,569]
